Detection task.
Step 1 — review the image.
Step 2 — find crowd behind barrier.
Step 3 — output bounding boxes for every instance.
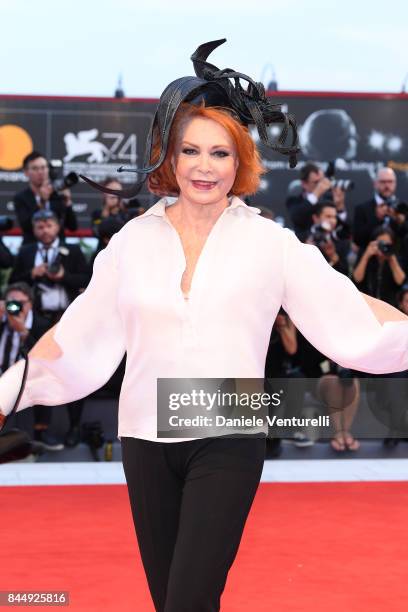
[1,151,408,457]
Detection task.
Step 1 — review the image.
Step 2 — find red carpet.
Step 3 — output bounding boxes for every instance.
[1,482,408,611]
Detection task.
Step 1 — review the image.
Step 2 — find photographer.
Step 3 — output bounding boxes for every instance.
[90,177,145,231]
[91,177,128,228]
[0,282,63,450]
[353,167,407,253]
[286,163,332,240]
[9,210,90,447]
[13,151,78,245]
[352,226,406,306]
[306,201,350,276]
[10,210,90,318]
[286,162,350,241]
[0,283,49,371]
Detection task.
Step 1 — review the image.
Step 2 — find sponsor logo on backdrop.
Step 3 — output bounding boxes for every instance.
[0,124,33,174]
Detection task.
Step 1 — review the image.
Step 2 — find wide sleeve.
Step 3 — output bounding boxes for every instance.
[0,231,126,415]
[281,228,408,374]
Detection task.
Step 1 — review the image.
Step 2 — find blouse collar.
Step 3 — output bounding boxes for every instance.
[142,196,261,218]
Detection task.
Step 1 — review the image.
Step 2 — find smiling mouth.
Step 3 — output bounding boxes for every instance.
[192,180,217,190]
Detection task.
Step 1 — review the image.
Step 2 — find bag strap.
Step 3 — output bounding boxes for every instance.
[8,347,29,422]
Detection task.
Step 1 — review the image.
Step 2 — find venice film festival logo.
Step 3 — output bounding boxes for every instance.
[62,128,138,183]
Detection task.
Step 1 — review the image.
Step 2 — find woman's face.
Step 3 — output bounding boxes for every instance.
[172,117,238,206]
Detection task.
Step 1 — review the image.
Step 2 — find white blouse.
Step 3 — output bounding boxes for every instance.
[1,196,408,442]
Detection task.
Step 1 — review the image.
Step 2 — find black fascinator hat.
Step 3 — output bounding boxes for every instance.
[80,38,300,196]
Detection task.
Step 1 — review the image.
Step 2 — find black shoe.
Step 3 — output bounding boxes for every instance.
[64,425,81,448]
[33,430,64,451]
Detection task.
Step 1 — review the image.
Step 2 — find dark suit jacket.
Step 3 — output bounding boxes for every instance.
[352,198,408,251]
[352,199,385,249]
[286,193,316,240]
[9,242,90,308]
[0,238,14,269]
[13,187,78,245]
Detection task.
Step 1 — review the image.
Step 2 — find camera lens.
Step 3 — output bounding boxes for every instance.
[5,300,23,315]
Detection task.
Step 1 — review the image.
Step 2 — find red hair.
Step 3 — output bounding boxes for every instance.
[148,103,265,197]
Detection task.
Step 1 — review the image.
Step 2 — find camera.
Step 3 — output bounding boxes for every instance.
[47,253,63,275]
[310,223,331,248]
[49,159,79,193]
[46,245,69,275]
[0,216,13,233]
[325,161,354,192]
[5,300,24,316]
[377,240,394,256]
[395,202,408,216]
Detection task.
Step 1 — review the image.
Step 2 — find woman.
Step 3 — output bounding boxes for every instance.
[91,177,128,228]
[2,40,408,611]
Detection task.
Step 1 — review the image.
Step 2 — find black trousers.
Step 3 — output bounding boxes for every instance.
[121,436,266,612]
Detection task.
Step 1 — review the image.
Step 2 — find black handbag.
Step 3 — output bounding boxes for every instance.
[0,428,32,463]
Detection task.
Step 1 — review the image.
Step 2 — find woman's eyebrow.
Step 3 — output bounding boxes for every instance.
[181,140,232,149]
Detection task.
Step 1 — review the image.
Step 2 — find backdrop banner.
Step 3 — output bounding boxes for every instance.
[1,93,407,228]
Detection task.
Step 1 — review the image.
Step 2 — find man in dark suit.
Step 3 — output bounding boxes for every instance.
[0,282,49,368]
[10,210,90,313]
[286,162,333,241]
[0,281,61,450]
[10,209,91,447]
[13,151,78,245]
[352,167,407,252]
